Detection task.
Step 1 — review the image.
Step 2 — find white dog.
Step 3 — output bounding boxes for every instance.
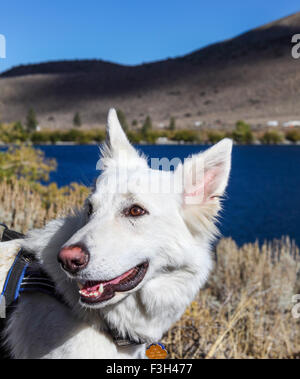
[1,109,232,359]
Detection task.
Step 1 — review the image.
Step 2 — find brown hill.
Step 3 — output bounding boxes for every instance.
[1,12,300,129]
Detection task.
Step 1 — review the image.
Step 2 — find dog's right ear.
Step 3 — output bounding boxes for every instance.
[98,109,147,169]
[174,139,232,236]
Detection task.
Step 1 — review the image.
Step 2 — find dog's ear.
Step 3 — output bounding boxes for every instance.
[99,109,147,169]
[106,108,135,155]
[175,138,232,207]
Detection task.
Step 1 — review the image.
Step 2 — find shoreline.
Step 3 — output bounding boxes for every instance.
[1,141,300,147]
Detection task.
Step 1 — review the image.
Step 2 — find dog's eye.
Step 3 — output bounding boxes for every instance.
[124,205,147,218]
[87,201,93,217]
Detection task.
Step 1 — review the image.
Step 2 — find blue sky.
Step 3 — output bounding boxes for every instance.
[0,1,299,73]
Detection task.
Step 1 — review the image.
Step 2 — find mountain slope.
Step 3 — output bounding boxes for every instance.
[0,12,300,129]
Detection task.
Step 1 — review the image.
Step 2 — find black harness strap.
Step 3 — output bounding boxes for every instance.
[0,223,24,242]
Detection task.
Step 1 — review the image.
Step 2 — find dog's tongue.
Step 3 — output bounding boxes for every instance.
[79,262,148,303]
[83,267,136,292]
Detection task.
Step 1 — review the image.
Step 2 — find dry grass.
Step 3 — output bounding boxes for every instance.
[0,179,299,359]
[163,238,300,359]
[0,178,88,232]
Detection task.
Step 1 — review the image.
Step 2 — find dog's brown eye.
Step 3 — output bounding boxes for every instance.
[87,202,93,217]
[124,205,147,218]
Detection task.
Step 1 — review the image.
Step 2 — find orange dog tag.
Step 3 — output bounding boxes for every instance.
[146,343,168,359]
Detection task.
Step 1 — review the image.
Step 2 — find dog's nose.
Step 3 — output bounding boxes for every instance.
[58,244,89,274]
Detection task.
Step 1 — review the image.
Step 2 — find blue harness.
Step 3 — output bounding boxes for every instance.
[0,224,62,315]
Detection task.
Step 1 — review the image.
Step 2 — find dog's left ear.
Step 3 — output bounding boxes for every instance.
[99,109,147,169]
[175,138,232,207]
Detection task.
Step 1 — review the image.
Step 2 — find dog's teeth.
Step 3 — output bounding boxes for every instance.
[79,284,104,298]
[78,282,84,290]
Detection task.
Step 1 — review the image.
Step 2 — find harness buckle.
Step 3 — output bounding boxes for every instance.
[0,295,6,319]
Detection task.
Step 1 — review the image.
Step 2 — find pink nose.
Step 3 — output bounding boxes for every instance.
[58,245,89,274]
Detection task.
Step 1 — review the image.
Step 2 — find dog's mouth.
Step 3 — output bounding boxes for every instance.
[78,261,149,304]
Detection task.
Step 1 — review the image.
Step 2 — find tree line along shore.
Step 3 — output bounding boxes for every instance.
[1,109,300,145]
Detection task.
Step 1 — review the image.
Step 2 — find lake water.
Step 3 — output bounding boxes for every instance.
[36,145,300,246]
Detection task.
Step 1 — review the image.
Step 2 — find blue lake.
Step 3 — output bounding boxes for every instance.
[36,144,300,246]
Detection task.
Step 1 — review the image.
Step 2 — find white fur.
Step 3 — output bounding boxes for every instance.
[1,109,232,359]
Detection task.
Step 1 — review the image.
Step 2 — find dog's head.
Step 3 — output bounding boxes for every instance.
[57,109,232,310]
